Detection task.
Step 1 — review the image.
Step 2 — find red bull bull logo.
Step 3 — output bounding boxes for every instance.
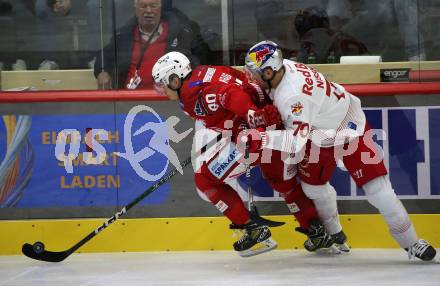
[248,45,275,68]
[291,102,303,116]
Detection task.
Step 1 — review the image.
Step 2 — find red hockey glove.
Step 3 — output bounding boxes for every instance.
[235,127,268,155]
[243,81,269,108]
[246,104,282,129]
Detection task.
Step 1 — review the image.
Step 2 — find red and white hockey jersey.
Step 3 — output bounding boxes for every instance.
[179,65,270,180]
[179,65,268,136]
[267,59,366,151]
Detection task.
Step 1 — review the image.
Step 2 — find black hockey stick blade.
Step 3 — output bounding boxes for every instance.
[22,243,70,263]
[250,205,285,227]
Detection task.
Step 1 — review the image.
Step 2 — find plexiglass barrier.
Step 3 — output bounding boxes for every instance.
[0,0,439,91]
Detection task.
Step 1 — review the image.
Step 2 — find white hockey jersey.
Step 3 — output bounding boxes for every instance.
[265,59,366,152]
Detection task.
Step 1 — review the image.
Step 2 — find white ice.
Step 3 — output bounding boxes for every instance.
[0,250,439,286]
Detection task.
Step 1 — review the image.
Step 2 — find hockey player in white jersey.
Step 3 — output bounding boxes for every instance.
[244,40,437,262]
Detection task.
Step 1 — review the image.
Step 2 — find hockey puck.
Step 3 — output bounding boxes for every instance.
[33,241,45,254]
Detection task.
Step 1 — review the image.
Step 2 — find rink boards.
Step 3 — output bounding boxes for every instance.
[0,214,439,255]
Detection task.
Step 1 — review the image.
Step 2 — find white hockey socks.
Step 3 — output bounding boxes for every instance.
[363,175,418,249]
[301,182,342,235]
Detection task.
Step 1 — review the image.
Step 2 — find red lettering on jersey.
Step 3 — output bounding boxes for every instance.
[297,69,311,78]
[302,84,313,96]
[294,63,308,70]
[325,80,331,97]
[309,67,324,89]
[292,121,310,137]
[334,90,345,100]
[295,63,314,96]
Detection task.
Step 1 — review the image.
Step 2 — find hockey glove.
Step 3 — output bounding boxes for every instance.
[243,81,270,108]
[236,127,268,155]
[246,104,282,129]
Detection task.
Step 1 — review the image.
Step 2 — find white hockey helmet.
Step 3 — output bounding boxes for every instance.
[245,40,283,75]
[152,51,192,87]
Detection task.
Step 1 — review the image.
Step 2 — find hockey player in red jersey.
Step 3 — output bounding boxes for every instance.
[152,51,336,257]
[244,40,437,262]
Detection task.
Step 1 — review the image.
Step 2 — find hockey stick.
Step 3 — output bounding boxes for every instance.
[245,143,285,227]
[22,131,281,262]
[22,155,193,262]
[22,133,222,262]
[243,132,284,227]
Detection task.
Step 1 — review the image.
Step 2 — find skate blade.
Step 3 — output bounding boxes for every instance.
[238,238,278,258]
[409,256,440,264]
[315,244,342,255]
[335,242,351,253]
[408,249,440,263]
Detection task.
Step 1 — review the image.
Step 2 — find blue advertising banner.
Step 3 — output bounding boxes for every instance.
[0,110,173,208]
[0,106,439,209]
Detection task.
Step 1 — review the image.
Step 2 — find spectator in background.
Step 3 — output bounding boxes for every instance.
[11,0,94,70]
[228,0,294,66]
[328,0,426,61]
[35,0,72,19]
[94,0,209,90]
[294,6,368,64]
[50,0,71,16]
[254,0,287,46]
[325,0,352,31]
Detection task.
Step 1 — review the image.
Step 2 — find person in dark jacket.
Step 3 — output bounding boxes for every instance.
[94,0,209,89]
[294,6,368,64]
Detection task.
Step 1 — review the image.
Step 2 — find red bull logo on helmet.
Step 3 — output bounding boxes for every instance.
[247,44,276,68]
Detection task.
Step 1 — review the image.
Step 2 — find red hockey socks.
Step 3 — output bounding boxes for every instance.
[195,166,250,226]
[279,182,318,229]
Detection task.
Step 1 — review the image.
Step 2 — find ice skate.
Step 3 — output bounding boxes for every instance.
[406,239,438,263]
[332,230,350,253]
[232,222,277,258]
[296,219,340,254]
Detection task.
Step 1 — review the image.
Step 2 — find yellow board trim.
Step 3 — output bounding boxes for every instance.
[0,214,439,255]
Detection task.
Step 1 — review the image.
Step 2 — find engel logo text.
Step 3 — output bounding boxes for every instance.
[383,70,408,79]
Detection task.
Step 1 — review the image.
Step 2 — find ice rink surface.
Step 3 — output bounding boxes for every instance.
[1,249,439,286]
